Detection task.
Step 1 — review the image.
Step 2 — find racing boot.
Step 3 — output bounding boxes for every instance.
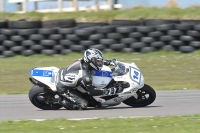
[58,91,82,110]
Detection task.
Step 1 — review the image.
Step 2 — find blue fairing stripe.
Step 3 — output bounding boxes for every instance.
[30,69,53,77]
[93,70,112,78]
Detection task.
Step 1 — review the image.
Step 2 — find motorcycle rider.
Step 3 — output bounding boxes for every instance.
[56,48,117,110]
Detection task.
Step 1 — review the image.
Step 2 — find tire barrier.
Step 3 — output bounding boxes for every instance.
[0,21,200,57]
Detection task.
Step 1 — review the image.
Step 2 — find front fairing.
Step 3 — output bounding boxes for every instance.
[112,62,144,88]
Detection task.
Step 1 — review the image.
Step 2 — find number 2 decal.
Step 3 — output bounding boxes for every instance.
[130,66,141,84]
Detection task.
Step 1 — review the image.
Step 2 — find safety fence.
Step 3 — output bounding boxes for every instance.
[0,19,200,57]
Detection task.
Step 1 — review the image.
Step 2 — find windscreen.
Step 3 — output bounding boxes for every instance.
[112,62,129,76]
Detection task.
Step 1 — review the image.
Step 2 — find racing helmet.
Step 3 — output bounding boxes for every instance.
[84,48,104,71]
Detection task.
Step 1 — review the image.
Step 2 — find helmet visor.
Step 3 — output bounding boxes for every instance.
[92,58,103,67]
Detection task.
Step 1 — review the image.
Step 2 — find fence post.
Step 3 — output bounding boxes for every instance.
[23,0,28,12]
[0,0,5,12]
[58,0,63,12]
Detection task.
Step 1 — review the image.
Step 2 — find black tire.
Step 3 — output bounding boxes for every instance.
[10,36,25,42]
[151,41,165,48]
[70,45,84,52]
[75,29,95,36]
[90,44,105,51]
[179,46,195,53]
[80,40,95,47]
[66,34,81,41]
[89,34,105,41]
[190,41,200,48]
[100,39,117,47]
[41,49,56,55]
[160,35,174,42]
[1,29,17,36]
[123,84,156,107]
[38,28,57,35]
[129,32,144,38]
[180,36,194,42]
[170,40,184,47]
[53,45,64,51]
[107,33,123,39]
[21,50,35,56]
[120,38,137,44]
[97,26,116,34]
[175,24,193,31]
[29,34,45,41]
[144,19,179,26]
[8,20,42,29]
[0,46,5,52]
[136,26,154,33]
[131,42,146,49]
[76,22,108,28]
[3,40,16,47]
[58,27,75,35]
[0,21,8,28]
[60,39,75,47]
[116,26,135,34]
[187,30,200,37]
[168,30,183,36]
[141,47,156,53]
[0,35,7,41]
[103,48,113,52]
[181,20,200,25]
[30,45,44,51]
[110,43,125,51]
[29,85,62,110]
[194,25,200,31]
[141,37,155,43]
[42,19,76,28]
[17,29,37,36]
[148,31,163,38]
[11,46,24,52]
[61,49,72,55]
[122,48,133,53]
[3,50,16,57]
[40,40,56,47]
[49,34,63,41]
[111,20,142,26]
[22,40,36,47]
[156,24,175,31]
[162,45,175,51]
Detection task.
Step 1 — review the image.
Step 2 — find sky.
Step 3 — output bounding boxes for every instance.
[4,0,200,12]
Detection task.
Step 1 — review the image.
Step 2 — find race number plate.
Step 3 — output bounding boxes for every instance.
[129,66,141,84]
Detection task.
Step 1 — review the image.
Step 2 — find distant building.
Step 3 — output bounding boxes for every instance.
[0,0,17,12]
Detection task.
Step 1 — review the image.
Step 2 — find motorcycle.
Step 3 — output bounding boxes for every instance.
[28,59,156,110]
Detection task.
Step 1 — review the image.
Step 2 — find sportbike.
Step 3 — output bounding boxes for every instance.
[28,59,156,110]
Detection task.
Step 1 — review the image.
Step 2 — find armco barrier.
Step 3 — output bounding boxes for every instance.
[0,23,200,57]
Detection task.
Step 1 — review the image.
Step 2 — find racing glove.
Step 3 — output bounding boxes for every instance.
[104,59,116,66]
[103,87,117,95]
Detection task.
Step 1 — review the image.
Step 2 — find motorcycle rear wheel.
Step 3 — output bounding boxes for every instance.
[29,85,62,110]
[123,84,156,107]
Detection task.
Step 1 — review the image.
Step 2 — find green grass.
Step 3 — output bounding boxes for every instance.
[0,114,200,133]
[0,51,200,94]
[2,7,200,21]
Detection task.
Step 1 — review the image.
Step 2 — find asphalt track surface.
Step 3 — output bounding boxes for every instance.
[0,90,200,121]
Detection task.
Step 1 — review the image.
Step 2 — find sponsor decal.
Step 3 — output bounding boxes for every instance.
[31,69,53,77]
[92,70,112,78]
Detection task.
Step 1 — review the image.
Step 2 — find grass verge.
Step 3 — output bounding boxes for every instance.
[0,114,200,133]
[0,51,200,94]
[2,7,200,21]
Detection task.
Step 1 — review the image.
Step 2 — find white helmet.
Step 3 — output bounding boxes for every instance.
[84,48,104,71]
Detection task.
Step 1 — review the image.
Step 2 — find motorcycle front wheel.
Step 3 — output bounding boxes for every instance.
[123,84,156,107]
[29,85,62,110]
